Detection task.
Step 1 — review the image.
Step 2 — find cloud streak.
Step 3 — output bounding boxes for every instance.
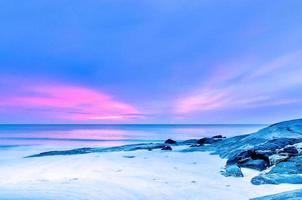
[0,83,142,122]
[175,50,302,114]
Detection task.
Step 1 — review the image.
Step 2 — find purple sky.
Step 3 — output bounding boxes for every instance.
[0,0,302,124]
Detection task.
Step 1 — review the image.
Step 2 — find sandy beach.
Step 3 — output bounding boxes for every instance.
[0,145,300,200]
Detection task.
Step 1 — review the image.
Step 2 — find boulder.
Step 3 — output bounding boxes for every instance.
[239,159,268,171]
[226,150,253,165]
[198,137,216,145]
[165,139,176,144]
[251,156,302,185]
[278,145,299,156]
[221,165,243,177]
[161,146,172,151]
[212,135,225,139]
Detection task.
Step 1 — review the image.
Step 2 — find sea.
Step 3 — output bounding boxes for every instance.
[0,124,267,147]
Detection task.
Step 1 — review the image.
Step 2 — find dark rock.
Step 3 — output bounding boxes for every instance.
[239,159,268,171]
[226,150,253,165]
[205,119,302,160]
[250,150,272,164]
[212,135,225,139]
[226,149,271,171]
[198,137,216,145]
[161,146,172,151]
[278,146,299,156]
[221,165,243,177]
[123,155,135,158]
[165,139,176,144]
[225,139,301,171]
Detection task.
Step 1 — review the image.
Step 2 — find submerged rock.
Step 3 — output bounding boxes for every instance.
[26,143,167,158]
[220,165,243,177]
[178,139,199,145]
[25,147,95,158]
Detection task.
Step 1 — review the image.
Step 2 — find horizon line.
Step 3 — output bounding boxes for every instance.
[0,123,269,126]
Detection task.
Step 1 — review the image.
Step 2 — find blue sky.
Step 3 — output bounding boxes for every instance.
[0,0,302,123]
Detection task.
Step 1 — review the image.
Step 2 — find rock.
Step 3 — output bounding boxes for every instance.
[225,140,301,171]
[204,119,302,160]
[190,144,201,147]
[250,150,273,165]
[226,148,271,171]
[178,139,199,145]
[123,155,135,158]
[251,174,302,185]
[254,138,302,152]
[165,139,176,144]
[293,142,302,153]
[161,146,172,151]
[251,156,302,185]
[25,147,95,158]
[278,145,299,156]
[221,165,243,177]
[226,150,253,166]
[251,189,302,200]
[270,156,302,174]
[26,143,167,158]
[269,154,289,165]
[198,137,216,145]
[239,159,268,171]
[212,135,225,139]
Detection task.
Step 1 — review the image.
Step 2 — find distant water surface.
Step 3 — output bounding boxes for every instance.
[0,124,266,147]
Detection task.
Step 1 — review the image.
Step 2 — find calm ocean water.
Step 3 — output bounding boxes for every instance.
[0,124,267,147]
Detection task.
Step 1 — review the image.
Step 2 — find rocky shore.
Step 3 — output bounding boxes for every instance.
[26,119,302,199]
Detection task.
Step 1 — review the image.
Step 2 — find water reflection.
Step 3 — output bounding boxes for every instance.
[0,124,266,147]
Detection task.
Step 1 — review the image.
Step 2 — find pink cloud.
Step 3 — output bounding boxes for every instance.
[175,50,302,114]
[0,84,142,121]
[175,89,231,114]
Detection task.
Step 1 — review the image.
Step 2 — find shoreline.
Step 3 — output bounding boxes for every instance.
[0,145,300,200]
[1,119,302,199]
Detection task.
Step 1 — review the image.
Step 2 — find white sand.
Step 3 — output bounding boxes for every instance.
[0,146,300,200]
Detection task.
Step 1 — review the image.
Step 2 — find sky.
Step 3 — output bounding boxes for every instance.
[0,0,302,124]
